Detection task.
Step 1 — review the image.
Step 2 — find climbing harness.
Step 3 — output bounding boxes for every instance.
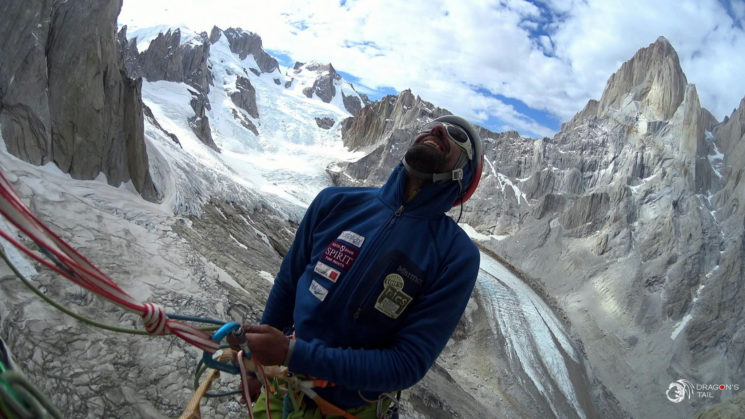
[0,168,397,419]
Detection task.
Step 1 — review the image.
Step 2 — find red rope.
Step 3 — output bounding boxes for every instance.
[0,169,220,353]
[237,350,255,419]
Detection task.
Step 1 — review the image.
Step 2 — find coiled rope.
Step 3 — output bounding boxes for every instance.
[0,168,368,419]
[0,338,63,419]
[0,170,220,353]
[0,168,246,416]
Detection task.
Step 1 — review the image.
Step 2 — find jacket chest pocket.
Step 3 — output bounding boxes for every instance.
[354,250,426,326]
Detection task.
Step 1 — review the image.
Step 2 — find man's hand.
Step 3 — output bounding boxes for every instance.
[244,324,289,366]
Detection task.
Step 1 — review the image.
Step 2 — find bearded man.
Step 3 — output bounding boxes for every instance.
[241,115,484,419]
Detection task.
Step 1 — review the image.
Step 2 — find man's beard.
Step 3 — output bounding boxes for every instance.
[404,143,446,174]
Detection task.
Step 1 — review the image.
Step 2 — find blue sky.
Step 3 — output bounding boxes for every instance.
[119,0,745,138]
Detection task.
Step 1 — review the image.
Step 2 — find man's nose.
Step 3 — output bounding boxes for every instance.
[430,124,447,138]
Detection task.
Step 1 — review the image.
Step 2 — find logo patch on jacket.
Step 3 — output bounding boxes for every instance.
[309,280,328,301]
[374,273,413,319]
[321,241,359,270]
[338,230,365,247]
[314,261,340,282]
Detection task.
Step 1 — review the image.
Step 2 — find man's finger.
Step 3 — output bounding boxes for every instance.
[242,324,273,334]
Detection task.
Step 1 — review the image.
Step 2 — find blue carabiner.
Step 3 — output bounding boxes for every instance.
[201,321,251,374]
[213,321,242,342]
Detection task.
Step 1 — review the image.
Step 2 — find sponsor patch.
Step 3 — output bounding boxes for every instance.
[321,240,359,270]
[309,280,328,301]
[374,273,413,319]
[338,230,365,247]
[314,261,340,282]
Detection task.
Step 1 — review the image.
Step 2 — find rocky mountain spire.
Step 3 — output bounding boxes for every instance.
[714,97,745,160]
[137,28,213,93]
[218,27,279,74]
[597,36,687,121]
[285,61,370,115]
[340,89,447,151]
[120,26,218,150]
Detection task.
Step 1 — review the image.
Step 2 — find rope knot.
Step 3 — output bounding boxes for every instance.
[142,303,169,335]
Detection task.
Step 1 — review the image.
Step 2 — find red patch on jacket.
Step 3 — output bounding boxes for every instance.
[321,240,359,270]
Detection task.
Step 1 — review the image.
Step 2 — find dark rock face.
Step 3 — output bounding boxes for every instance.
[230,76,259,119]
[221,27,279,74]
[286,61,370,115]
[188,90,218,150]
[314,117,335,129]
[332,90,448,185]
[340,89,447,151]
[135,28,213,93]
[342,92,364,115]
[303,63,341,103]
[228,76,260,135]
[0,0,158,201]
[0,0,54,166]
[120,26,218,150]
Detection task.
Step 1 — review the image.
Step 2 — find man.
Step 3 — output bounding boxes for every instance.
[242,115,484,418]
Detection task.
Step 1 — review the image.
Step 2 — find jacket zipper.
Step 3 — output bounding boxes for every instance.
[351,204,405,320]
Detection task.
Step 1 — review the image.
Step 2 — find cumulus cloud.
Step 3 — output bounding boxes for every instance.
[120,0,745,137]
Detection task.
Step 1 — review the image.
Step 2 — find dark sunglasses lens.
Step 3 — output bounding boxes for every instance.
[445,125,469,144]
[420,122,470,143]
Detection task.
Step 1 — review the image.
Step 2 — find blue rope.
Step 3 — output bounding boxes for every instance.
[167,313,226,326]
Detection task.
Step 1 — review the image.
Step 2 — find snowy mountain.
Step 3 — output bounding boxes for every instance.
[117,23,374,211]
[284,61,370,116]
[0,3,599,418]
[1,1,744,418]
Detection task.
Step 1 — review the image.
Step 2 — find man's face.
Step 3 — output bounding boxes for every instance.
[404,124,464,174]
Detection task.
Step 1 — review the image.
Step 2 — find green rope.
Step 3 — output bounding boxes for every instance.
[1,370,63,419]
[0,248,219,334]
[0,393,14,419]
[194,362,210,390]
[0,246,235,416]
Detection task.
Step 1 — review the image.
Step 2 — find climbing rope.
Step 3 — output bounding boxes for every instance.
[0,169,378,419]
[0,169,221,352]
[0,338,63,419]
[0,168,249,416]
[0,248,222,335]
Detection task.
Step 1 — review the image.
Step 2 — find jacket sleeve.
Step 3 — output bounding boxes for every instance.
[261,191,328,330]
[288,240,480,392]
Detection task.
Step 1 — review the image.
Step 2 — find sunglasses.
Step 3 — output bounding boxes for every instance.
[418,121,473,161]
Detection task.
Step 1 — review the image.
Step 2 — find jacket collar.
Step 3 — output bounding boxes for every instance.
[378,164,464,218]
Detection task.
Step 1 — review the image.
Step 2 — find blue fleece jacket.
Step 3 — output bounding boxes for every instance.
[261,163,480,409]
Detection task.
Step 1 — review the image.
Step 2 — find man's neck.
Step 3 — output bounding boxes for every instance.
[404,174,425,202]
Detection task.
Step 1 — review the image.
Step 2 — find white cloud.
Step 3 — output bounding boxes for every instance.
[119,0,745,137]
